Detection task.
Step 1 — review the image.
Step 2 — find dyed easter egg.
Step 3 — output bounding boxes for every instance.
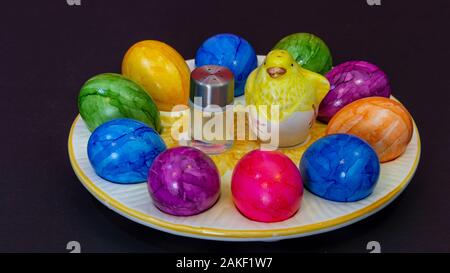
[318,61,391,122]
[273,33,332,75]
[231,150,303,223]
[78,73,162,132]
[87,118,166,184]
[147,146,220,216]
[299,134,380,202]
[327,97,413,162]
[195,33,257,97]
[122,40,190,111]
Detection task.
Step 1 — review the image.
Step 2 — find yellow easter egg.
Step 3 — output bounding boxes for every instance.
[122,40,190,111]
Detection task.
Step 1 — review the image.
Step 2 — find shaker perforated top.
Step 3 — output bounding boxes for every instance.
[190,65,234,107]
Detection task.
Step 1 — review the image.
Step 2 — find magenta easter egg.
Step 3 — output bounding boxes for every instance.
[147,146,220,216]
[231,150,303,223]
[318,61,391,122]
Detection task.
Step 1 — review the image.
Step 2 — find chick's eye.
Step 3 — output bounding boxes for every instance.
[291,63,294,67]
[264,62,266,65]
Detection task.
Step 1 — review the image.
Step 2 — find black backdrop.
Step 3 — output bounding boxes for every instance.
[0,0,449,252]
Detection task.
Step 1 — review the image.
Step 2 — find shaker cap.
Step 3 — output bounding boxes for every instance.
[190,65,234,108]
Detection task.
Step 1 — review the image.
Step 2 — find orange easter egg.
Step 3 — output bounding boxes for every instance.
[326,97,413,162]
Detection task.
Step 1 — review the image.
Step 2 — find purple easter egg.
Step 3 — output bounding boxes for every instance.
[147,146,220,216]
[318,61,391,123]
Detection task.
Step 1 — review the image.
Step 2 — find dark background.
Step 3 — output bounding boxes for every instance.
[0,0,449,252]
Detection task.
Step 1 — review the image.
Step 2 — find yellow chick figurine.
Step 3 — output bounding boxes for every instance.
[245,49,330,148]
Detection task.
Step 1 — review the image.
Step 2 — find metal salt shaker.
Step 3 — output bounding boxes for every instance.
[188,65,234,154]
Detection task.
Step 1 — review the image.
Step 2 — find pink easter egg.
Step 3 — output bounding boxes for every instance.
[231,150,303,223]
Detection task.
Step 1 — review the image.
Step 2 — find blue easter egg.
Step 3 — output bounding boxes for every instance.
[87,118,166,184]
[195,33,258,97]
[299,134,380,202]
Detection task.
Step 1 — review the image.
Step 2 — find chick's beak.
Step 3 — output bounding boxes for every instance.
[267,67,286,78]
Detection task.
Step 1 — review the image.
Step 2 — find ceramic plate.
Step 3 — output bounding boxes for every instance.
[68,57,421,241]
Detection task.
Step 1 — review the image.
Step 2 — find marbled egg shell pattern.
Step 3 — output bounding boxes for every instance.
[327,97,413,162]
[231,150,303,222]
[195,33,257,97]
[318,61,391,122]
[147,147,220,216]
[300,134,380,202]
[78,73,161,132]
[87,118,166,184]
[273,32,333,75]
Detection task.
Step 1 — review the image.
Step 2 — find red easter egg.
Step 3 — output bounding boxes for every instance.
[231,150,303,223]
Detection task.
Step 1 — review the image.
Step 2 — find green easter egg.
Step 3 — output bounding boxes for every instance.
[78,73,162,132]
[273,33,332,75]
